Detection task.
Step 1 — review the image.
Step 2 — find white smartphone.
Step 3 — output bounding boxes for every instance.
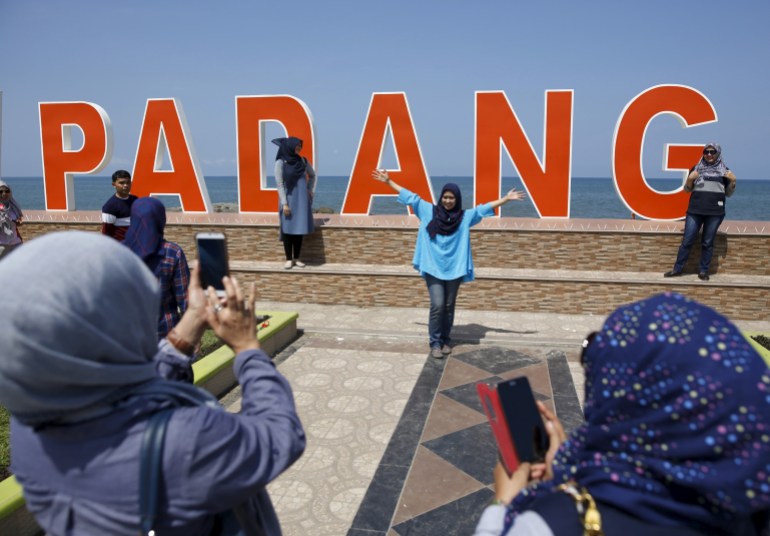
[195,232,229,297]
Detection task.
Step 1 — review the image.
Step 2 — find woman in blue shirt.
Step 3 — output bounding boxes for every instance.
[372,169,525,358]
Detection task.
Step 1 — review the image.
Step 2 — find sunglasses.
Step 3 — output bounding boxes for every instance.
[580,331,598,366]
[703,149,717,156]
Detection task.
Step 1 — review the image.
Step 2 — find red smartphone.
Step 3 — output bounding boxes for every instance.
[477,382,520,473]
[497,377,549,463]
[477,377,550,473]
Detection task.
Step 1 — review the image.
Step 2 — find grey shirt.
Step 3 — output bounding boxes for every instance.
[275,159,316,207]
[11,340,306,536]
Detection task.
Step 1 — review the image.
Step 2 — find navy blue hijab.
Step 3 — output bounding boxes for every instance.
[272,137,307,193]
[124,197,167,274]
[426,183,464,239]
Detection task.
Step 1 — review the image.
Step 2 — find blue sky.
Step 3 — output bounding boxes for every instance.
[1,0,769,179]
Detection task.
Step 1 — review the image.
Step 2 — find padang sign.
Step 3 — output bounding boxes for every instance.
[38,84,715,220]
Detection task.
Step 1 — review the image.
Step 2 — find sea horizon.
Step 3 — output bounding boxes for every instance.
[3,175,769,221]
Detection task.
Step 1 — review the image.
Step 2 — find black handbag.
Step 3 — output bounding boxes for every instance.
[138,407,265,536]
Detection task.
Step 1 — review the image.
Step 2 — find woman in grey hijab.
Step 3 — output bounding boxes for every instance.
[0,231,305,535]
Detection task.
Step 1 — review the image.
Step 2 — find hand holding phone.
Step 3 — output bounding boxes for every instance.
[195,232,230,297]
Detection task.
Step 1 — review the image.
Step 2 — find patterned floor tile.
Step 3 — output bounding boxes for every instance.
[391,488,493,536]
[422,422,499,486]
[437,356,496,391]
[420,393,487,443]
[270,343,427,536]
[440,375,503,414]
[392,446,484,525]
[454,346,543,375]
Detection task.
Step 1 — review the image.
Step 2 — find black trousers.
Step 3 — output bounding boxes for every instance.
[282,234,303,260]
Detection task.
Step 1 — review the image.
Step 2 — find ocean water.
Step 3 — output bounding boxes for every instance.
[3,175,769,220]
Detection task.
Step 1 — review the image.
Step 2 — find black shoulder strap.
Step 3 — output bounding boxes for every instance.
[139,409,174,535]
[137,399,265,536]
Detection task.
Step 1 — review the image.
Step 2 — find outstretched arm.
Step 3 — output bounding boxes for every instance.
[372,169,404,193]
[488,188,526,210]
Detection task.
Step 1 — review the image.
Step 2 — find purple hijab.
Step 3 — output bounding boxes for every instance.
[426,183,464,239]
[124,197,167,273]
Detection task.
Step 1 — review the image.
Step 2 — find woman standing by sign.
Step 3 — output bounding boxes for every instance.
[273,137,316,269]
[372,169,525,359]
[664,143,736,281]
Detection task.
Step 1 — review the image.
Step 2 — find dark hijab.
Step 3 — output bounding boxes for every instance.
[124,197,167,273]
[426,183,464,239]
[272,137,307,193]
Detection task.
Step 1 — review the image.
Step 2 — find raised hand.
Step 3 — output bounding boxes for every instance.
[205,275,259,355]
[372,169,389,183]
[505,188,526,201]
[529,401,567,481]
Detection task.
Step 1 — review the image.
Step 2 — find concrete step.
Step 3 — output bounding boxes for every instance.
[228,261,770,320]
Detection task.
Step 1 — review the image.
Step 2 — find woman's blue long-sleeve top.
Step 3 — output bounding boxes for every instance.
[398,188,494,282]
[10,340,306,536]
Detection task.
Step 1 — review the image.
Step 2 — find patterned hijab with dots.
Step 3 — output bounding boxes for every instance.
[506,292,770,533]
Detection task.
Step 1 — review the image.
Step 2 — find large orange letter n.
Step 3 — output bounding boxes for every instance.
[39,102,112,211]
[475,91,573,216]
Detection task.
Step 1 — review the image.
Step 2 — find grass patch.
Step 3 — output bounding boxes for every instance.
[752,334,770,353]
[198,328,225,358]
[1,406,10,481]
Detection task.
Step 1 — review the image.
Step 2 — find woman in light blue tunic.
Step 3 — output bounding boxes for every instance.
[273,137,316,269]
[372,169,525,359]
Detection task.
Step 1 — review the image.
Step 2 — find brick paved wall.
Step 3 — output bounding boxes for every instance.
[18,215,769,319]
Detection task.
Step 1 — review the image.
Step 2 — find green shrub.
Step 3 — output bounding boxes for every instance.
[1,405,10,481]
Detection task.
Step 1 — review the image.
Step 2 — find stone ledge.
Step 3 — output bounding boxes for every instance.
[19,211,770,236]
[229,261,770,289]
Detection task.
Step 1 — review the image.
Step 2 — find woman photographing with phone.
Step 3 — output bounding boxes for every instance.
[372,169,525,359]
[475,293,770,536]
[0,231,305,535]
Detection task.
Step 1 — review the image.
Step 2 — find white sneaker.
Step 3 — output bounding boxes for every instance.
[294,260,306,268]
[283,260,293,269]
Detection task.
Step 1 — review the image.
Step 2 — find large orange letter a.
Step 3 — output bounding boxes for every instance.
[342,93,432,214]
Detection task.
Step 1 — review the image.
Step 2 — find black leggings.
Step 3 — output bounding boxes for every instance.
[282,234,303,260]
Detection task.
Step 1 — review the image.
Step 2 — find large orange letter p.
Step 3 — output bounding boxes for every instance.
[39,102,112,211]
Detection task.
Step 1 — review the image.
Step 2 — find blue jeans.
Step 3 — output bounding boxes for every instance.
[425,274,463,349]
[673,213,724,273]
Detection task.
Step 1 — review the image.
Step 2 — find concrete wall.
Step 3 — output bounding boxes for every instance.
[17,212,770,319]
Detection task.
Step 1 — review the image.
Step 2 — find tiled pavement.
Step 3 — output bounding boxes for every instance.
[223,302,770,536]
